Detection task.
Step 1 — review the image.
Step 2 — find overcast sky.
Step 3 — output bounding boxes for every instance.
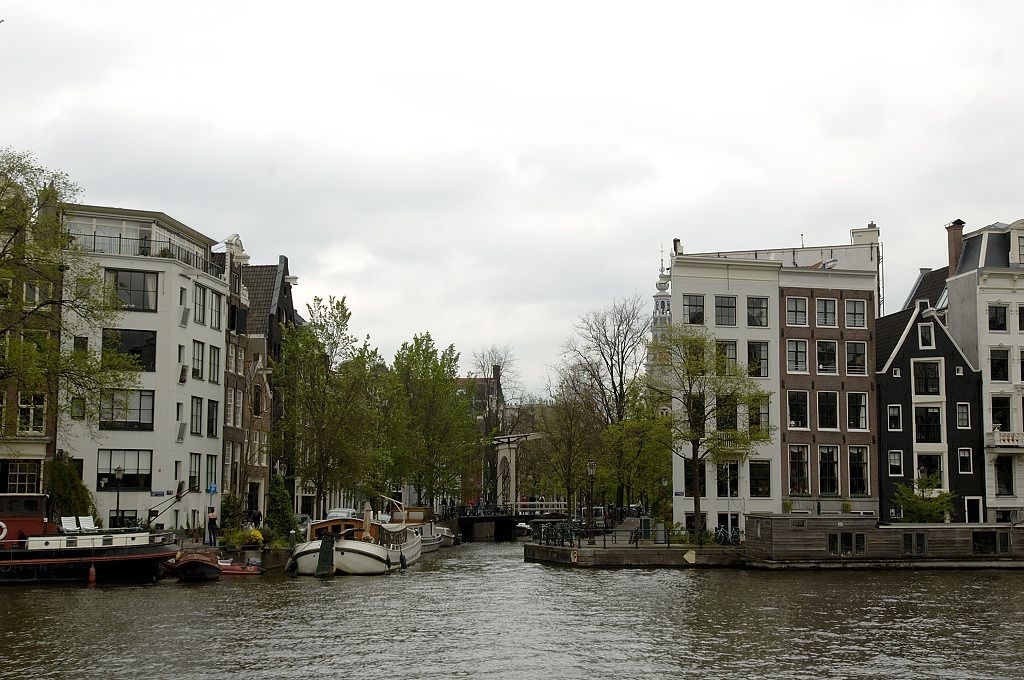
[3,1,1024,395]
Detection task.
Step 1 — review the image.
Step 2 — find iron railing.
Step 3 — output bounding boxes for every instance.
[69,232,225,278]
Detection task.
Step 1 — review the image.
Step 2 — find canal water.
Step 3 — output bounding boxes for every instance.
[3,542,1024,679]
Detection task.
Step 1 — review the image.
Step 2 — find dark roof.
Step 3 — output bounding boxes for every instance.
[241,264,278,335]
[903,266,948,310]
[211,252,225,269]
[957,233,982,274]
[875,308,916,367]
[986,231,1011,268]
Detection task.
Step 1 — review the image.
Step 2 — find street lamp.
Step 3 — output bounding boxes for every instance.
[114,465,124,528]
[587,460,596,546]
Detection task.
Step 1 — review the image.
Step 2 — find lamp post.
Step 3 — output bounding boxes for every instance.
[114,465,124,528]
[587,460,596,546]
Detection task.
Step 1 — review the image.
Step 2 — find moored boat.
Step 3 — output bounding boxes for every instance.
[218,557,265,576]
[173,552,222,582]
[437,526,458,547]
[0,493,178,584]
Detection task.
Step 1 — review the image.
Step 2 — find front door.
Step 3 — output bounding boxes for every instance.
[965,497,982,523]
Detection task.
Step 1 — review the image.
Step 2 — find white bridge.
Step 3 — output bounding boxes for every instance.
[493,432,545,512]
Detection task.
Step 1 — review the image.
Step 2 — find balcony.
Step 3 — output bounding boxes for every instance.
[70,232,225,278]
[985,430,1024,451]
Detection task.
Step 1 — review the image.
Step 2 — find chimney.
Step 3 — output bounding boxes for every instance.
[946,219,965,273]
[492,364,501,385]
[672,238,681,255]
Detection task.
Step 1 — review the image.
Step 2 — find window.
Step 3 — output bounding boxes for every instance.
[913,362,940,395]
[682,461,706,498]
[193,284,207,324]
[991,349,1010,382]
[233,388,242,426]
[206,454,218,492]
[99,390,154,431]
[681,295,704,324]
[179,286,187,306]
[845,300,867,328]
[190,397,203,435]
[893,368,901,378]
[749,460,771,498]
[818,392,839,430]
[816,340,838,374]
[189,453,201,492]
[918,323,934,349]
[747,297,768,327]
[846,342,867,375]
[207,400,219,438]
[888,450,903,476]
[789,445,809,495]
[209,346,221,383]
[847,393,868,430]
[989,305,1008,331]
[956,365,964,376]
[788,391,809,429]
[715,341,737,373]
[192,340,205,380]
[226,341,235,374]
[211,293,223,330]
[887,404,902,430]
[902,532,927,556]
[0,279,10,301]
[23,280,52,308]
[7,461,39,493]
[787,339,808,372]
[786,297,807,326]
[715,393,738,431]
[819,446,839,496]
[828,532,865,557]
[849,446,868,496]
[105,269,158,312]
[235,344,244,374]
[715,296,737,326]
[748,401,768,432]
[816,299,837,327]
[17,393,45,434]
[996,456,1014,496]
[747,341,768,378]
[97,449,152,491]
[1019,306,1024,333]
[914,406,942,443]
[225,389,233,426]
[102,329,157,372]
[716,461,739,498]
[73,336,89,352]
[958,448,973,474]
[956,403,970,429]
[992,395,1012,432]
[70,396,86,420]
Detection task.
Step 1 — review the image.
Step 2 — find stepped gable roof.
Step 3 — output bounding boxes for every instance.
[241,264,278,335]
[875,308,916,367]
[902,265,948,310]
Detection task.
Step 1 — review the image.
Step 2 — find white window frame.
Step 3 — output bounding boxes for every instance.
[958,448,973,474]
[847,392,869,431]
[887,404,902,431]
[845,341,868,376]
[817,391,840,431]
[786,297,808,327]
[818,445,841,496]
[955,365,964,376]
[816,298,838,328]
[17,392,46,434]
[848,445,870,496]
[787,390,810,430]
[887,450,904,477]
[988,304,1009,332]
[845,299,867,329]
[956,402,971,429]
[786,339,808,374]
[918,323,935,350]
[816,340,839,375]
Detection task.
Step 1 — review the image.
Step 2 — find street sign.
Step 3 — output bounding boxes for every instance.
[207,484,218,494]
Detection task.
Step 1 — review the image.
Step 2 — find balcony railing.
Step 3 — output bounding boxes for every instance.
[985,431,1024,449]
[69,232,224,278]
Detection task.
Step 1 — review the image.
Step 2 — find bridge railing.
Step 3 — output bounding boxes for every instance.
[513,501,568,516]
[532,522,743,549]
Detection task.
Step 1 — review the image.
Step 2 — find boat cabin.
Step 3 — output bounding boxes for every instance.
[0,493,51,547]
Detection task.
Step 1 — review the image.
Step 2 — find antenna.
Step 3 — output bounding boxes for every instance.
[801,233,805,248]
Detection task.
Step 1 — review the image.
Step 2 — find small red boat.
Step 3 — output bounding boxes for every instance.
[218,558,265,576]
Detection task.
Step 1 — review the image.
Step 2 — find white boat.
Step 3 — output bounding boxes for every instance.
[391,505,457,551]
[416,526,444,553]
[437,526,457,547]
[289,499,421,576]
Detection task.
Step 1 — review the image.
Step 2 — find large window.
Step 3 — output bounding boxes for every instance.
[816,299,837,327]
[747,341,768,378]
[682,461,706,498]
[789,445,809,495]
[209,346,221,384]
[845,299,867,328]
[99,390,154,431]
[816,341,837,374]
[190,396,203,435]
[715,394,738,431]
[996,456,1014,496]
[7,461,39,493]
[993,396,1012,432]
[888,450,903,476]
[819,446,839,496]
[192,340,205,380]
[749,460,771,498]
[849,446,868,496]
[913,362,940,395]
[989,305,1008,331]
[681,295,704,324]
[206,454,218,491]
[848,393,868,430]
[193,283,207,324]
[991,349,1010,382]
[788,391,809,429]
[716,341,737,374]
[97,449,152,491]
[105,269,157,312]
[207,400,219,438]
[747,297,768,327]
[211,293,223,330]
[956,403,971,429]
[17,393,46,434]
[786,297,807,326]
[102,329,157,372]
[958,448,973,475]
[818,392,839,430]
[716,461,739,498]
[749,401,769,432]
[887,404,902,430]
[787,339,808,373]
[914,406,942,443]
[715,296,737,326]
[846,341,867,375]
[189,452,201,492]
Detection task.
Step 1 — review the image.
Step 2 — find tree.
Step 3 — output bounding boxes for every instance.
[0,148,140,442]
[272,296,373,518]
[892,473,957,523]
[647,323,774,542]
[393,333,478,505]
[44,451,97,521]
[601,382,672,513]
[266,474,298,536]
[564,295,651,508]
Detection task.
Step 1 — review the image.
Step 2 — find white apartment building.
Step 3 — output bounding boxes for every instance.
[62,205,228,532]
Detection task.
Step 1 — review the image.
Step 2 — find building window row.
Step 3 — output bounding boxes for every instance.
[788,445,870,497]
[786,297,868,329]
[680,295,772,328]
[786,391,869,431]
[786,340,867,375]
[681,459,773,499]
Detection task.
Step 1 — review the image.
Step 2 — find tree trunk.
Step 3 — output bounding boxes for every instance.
[689,442,704,545]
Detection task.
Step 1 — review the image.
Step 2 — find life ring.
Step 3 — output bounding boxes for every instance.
[0,521,7,541]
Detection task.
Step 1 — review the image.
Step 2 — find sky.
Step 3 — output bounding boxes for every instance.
[3,1,1024,396]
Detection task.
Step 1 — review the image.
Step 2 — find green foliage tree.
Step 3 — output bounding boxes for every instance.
[392,332,478,504]
[266,474,298,536]
[893,473,957,523]
[44,451,97,521]
[647,323,775,543]
[601,381,672,512]
[220,491,243,531]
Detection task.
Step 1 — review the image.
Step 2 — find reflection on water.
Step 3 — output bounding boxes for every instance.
[2,543,1024,679]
